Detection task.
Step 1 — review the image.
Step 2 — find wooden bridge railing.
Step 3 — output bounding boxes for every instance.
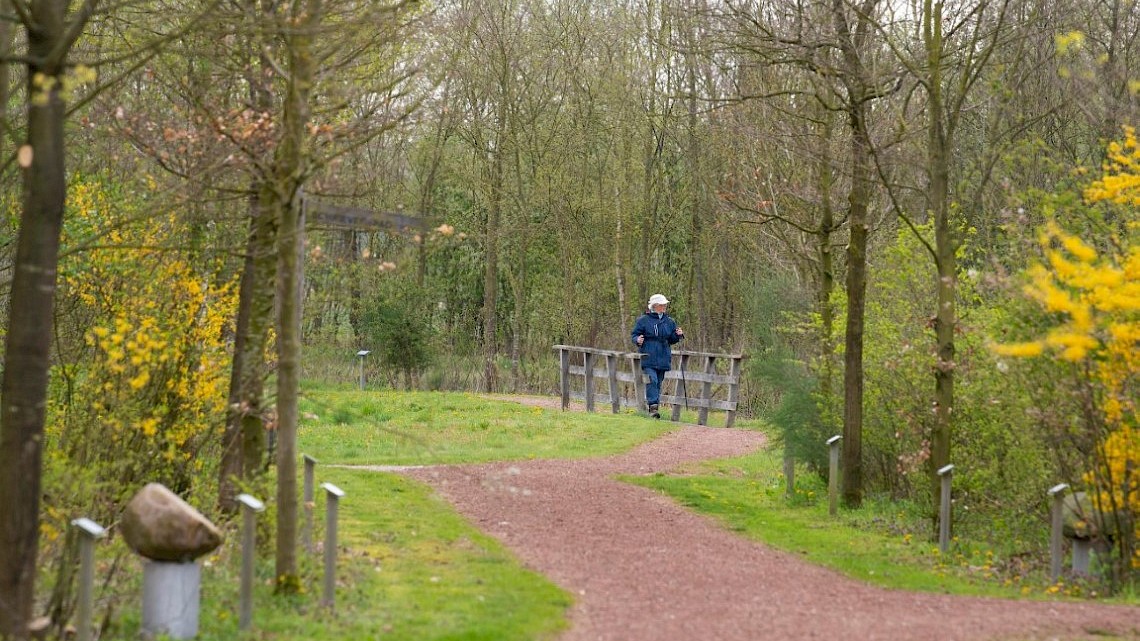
[553,345,747,427]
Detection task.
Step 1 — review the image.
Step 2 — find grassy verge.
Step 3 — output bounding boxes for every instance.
[113,467,569,640]
[627,437,1140,605]
[297,389,675,465]
[110,390,677,640]
[104,391,1134,640]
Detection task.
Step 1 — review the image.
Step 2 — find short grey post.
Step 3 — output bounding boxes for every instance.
[303,454,317,553]
[583,352,596,412]
[356,350,370,390]
[937,464,954,554]
[71,518,106,641]
[1049,483,1069,582]
[236,494,265,630]
[783,450,795,499]
[559,348,570,410]
[827,435,842,516]
[321,482,345,610]
[1071,539,1091,576]
[606,353,620,413]
[725,356,743,428]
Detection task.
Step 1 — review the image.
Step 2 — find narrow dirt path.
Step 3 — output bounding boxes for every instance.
[394,403,1138,641]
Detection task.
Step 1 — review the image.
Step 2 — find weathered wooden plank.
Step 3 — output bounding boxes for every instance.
[658,396,738,411]
[554,345,632,357]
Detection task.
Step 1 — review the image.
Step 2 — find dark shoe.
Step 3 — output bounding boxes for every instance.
[649,403,660,419]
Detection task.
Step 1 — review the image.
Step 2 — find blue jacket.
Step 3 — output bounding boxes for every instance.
[631,311,682,370]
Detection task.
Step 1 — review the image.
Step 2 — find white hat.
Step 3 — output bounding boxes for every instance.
[648,294,669,307]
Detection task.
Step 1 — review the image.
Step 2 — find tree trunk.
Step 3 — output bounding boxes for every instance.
[842,101,871,509]
[482,112,505,393]
[686,11,707,347]
[220,34,277,512]
[0,2,68,636]
[240,194,276,478]
[925,0,956,527]
[0,0,10,164]
[817,113,836,404]
[273,0,320,589]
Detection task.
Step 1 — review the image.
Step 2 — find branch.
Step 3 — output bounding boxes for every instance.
[867,130,937,265]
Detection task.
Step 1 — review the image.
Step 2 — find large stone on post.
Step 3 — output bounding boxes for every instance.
[121,483,223,562]
[121,483,223,640]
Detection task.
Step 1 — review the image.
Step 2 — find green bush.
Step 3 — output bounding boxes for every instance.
[359,296,435,388]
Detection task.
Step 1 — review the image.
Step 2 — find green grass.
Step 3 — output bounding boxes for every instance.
[298,389,675,465]
[114,466,569,640]
[106,390,1135,641]
[627,443,1140,604]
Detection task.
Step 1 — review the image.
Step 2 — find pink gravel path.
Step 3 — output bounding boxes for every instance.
[393,401,1139,641]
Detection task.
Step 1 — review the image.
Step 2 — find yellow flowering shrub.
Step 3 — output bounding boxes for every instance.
[42,178,237,546]
[993,128,1140,573]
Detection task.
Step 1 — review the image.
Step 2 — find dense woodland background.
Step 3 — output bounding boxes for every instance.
[1,0,1138,637]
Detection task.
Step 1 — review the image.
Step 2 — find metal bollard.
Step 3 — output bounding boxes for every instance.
[827,435,842,516]
[71,518,106,641]
[356,350,370,390]
[236,494,265,631]
[784,450,795,500]
[321,483,345,611]
[303,454,318,553]
[1048,483,1069,582]
[937,465,954,554]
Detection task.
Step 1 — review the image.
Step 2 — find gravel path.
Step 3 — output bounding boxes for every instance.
[391,400,1139,641]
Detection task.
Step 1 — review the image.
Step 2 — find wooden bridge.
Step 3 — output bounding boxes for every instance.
[553,345,746,427]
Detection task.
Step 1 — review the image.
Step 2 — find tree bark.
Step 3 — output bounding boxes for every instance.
[274,0,320,588]
[0,2,68,636]
[842,103,871,509]
[220,33,277,513]
[833,0,880,509]
[925,0,956,529]
[482,96,506,393]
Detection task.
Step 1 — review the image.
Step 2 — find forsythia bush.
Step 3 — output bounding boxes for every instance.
[994,127,1140,575]
[42,178,237,546]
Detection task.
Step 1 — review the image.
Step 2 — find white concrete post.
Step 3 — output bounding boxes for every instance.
[236,494,265,630]
[303,454,317,553]
[1049,483,1069,582]
[827,435,842,516]
[938,465,954,554]
[321,483,345,611]
[71,518,106,641]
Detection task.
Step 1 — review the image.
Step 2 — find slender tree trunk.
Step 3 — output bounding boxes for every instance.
[0,2,68,636]
[240,195,276,477]
[347,230,363,342]
[925,0,956,526]
[274,0,320,588]
[685,10,707,347]
[482,110,505,392]
[842,103,871,509]
[817,113,836,403]
[0,1,10,164]
[220,35,276,512]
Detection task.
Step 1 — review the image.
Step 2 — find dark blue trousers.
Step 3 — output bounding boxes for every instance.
[643,367,667,407]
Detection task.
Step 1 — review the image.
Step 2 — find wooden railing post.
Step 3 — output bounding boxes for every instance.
[606,353,620,413]
[632,353,646,410]
[559,347,570,410]
[584,352,596,412]
[671,353,690,422]
[698,355,715,426]
[725,356,742,428]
